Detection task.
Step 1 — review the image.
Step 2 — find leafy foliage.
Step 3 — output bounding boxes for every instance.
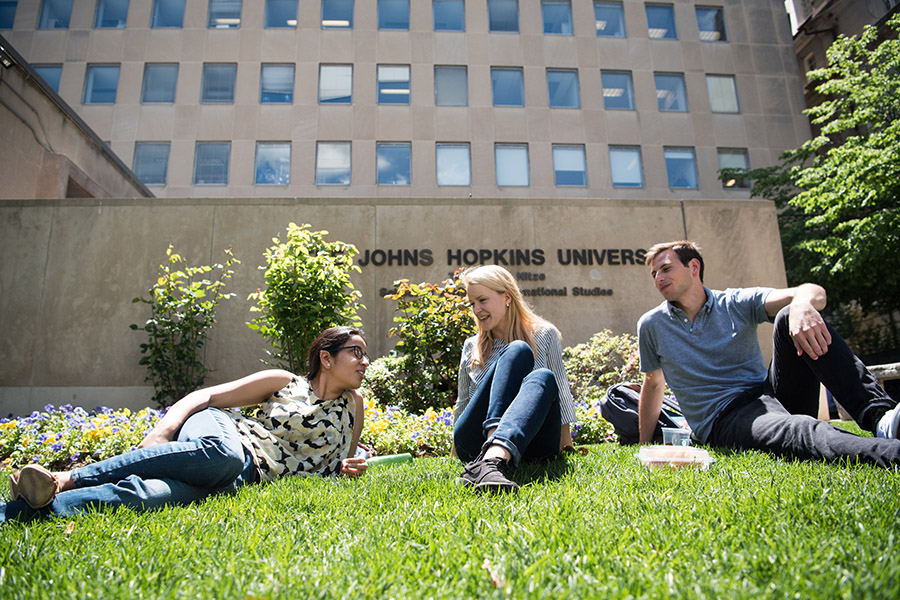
[562,329,642,401]
[131,245,238,407]
[363,271,476,414]
[247,223,364,374]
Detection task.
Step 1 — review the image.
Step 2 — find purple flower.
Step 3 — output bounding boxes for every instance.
[51,443,64,452]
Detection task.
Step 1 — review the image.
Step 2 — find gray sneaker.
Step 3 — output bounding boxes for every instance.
[459,457,519,493]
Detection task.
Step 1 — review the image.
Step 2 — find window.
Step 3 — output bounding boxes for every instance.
[646,4,676,39]
[208,0,241,28]
[255,142,291,185]
[601,71,634,110]
[378,65,410,104]
[378,0,409,30]
[151,0,184,27]
[33,65,62,93]
[707,74,739,113]
[433,0,464,31]
[141,64,178,103]
[609,146,643,187]
[655,72,687,111]
[260,64,294,103]
[434,66,467,106]
[542,0,572,35]
[594,1,625,37]
[488,0,518,33]
[696,6,726,42]
[322,0,353,28]
[0,1,16,29]
[83,65,120,104]
[265,0,296,28]
[133,142,170,185]
[436,143,471,186]
[377,142,411,185]
[547,69,579,108]
[316,142,351,185]
[201,64,236,103]
[553,145,587,186]
[37,0,72,29]
[194,142,231,185]
[495,144,529,186]
[319,64,352,103]
[95,0,128,28]
[491,68,524,107]
[664,147,698,188]
[718,148,750,188]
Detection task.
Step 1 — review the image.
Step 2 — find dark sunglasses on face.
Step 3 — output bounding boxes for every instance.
[333,345,368,361]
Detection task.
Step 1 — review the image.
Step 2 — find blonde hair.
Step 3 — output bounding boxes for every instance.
[462,265,553,369]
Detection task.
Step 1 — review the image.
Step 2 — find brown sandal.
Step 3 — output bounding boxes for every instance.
[10,464,58,509]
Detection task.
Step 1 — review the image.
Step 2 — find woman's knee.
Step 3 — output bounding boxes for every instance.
[500,340,534,370]
[523,369,559,403]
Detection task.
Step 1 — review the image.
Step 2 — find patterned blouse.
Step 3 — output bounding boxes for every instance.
[225,376,355,482]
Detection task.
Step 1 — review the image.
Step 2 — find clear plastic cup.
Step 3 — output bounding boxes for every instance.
[662,427,692,446]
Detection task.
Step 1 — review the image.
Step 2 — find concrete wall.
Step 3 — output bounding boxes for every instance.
[0,196,786,416]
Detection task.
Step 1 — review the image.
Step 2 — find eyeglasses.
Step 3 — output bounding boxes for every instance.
[333,345,368,361]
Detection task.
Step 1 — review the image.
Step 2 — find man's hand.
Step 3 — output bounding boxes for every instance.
[789,300,832,359]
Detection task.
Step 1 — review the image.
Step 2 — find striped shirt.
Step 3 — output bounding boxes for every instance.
[455,324,577,425]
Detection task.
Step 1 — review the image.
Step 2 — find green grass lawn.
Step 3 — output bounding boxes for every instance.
[2,439,899,599]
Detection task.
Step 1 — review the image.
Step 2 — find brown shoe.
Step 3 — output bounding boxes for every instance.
[13,464,58,508]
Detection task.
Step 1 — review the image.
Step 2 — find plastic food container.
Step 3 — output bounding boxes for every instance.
[636,445,715,471]
[662,427,692,446]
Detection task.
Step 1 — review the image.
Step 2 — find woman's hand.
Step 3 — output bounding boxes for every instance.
[340,456,368,477]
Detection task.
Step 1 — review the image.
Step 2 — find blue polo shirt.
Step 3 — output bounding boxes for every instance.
[637,286,774,443]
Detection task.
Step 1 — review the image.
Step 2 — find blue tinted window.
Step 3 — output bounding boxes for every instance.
[209,0,241,28]
[594,1,625,37]
[95,0,128,28]
[151,0,184,27]
[378,0,409,30]
[655,73,687,111]
[194,142,231,185]
[377,142,411,185]
[201,64,236,103]
[33,65,62,93]
[436,143,470,186]
[547,69,579,108]
[609,146,643,187]
[601,70,633,110]
[256,142,291,185]
[433,0,463,31]
[542,0,572,35]
[434,66,467,106]
[495,144,529,187]
[38,0,72,29]
[261,64,294,103]
[665,147,698,188]
[696,6,726,42]
[553,145,587,186]
[491,68,524,107]
[378,65,410,104]
[322,0,352,28]
[319,65,352,103]
[83,65,120,104]
[142,64,178,103]
[265,0,297,27]
[646,4,676,39]
[133,142,170,185]
[316,142,351,185]
[488,0,517,32]
[0,1,17,29]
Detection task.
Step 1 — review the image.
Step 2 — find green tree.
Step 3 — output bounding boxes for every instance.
[247,223,364,373]
[724,16,900,350]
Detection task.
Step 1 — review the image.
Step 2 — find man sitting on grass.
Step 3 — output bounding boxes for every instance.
[637,240,900,465]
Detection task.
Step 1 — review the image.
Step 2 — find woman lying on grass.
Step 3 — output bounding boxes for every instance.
[2,326,369,523]
[454,265,578,493]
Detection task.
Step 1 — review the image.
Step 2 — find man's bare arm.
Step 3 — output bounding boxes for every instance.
[639,369,666,444]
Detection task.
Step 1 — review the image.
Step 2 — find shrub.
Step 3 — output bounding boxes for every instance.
[131,245,238,407]
[360,403,453,457]
[365,271,476,414]
[563,329,641,401]
[247,223,364,374]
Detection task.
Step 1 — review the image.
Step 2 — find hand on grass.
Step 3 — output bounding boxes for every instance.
[341,456,368,477]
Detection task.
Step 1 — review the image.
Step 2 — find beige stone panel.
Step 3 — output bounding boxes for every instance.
[198,105,236,139]
[434,108,470,140]
[409,0,431,31]
[641,145,669,191]
[467,65,492,107]
[411,105,435,140]
[596,38,630,66]
[528,143,554,189]
[181,31,205,62]
[576,37,599,68]
[173,105,201,139]
[493,108,528,141]
[542,36,577,68]
[582,109,607,143]
[605,111,641,145]
[30,31,70,62]
[757,75,792,115]
[254,105,289,140]
[766,115,806,151]
[745,5,778,45]
[632,72,656,112]
[410,63,432,107]
[298,29,322,63]
[488,35,524,65]
[320,30,353,62]
[681,41,703,74]
[699,43,734,74]
[410,32,435,64]
[127,0,151,28]
[351,142,377,196]
[725,2,749,44]
[78,106,114,140]
[111,104,140,141]
[260,30,299,60]
[752,44,785,76]
[695,146,722,192]
[167,140,195,185]
[174,61,200,105]
[655,113,696,147]
[32,204,216,385]
[291,104,318,142]
[649,42,685,72]
[65,30,90,62]
[710,115,747,148]
[353,29,378,63]
[238,26,262,63]
[625,39,651,71]
[579,68,603,109]
[115,61,143,104]
[234,63,258,105]
[433,32,468,64]
[572,1,598,38]
[743,115,769,149]
[733,74,761,115]
[294,63,318,105]
[690,113,715,147]
[547,109,586,143]
[318,105,354,138]
[230,141,255,187]
[353,62,377,105]
[466,33,489,67]
[376,31,413,63]
[0,207,52,384]
[87,30,126,62]
[521,35,543,66]
[470,140,495,187]
[524,65,546,108]
[183,0,207,28]
[468,107,494,141]
[526,107,550,143]
[145,30,184,62]
[204,30,241,62]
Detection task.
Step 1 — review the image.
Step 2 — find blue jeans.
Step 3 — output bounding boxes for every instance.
[709,306,900,466]
[454,341,561,466]
[2,408,259,523]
